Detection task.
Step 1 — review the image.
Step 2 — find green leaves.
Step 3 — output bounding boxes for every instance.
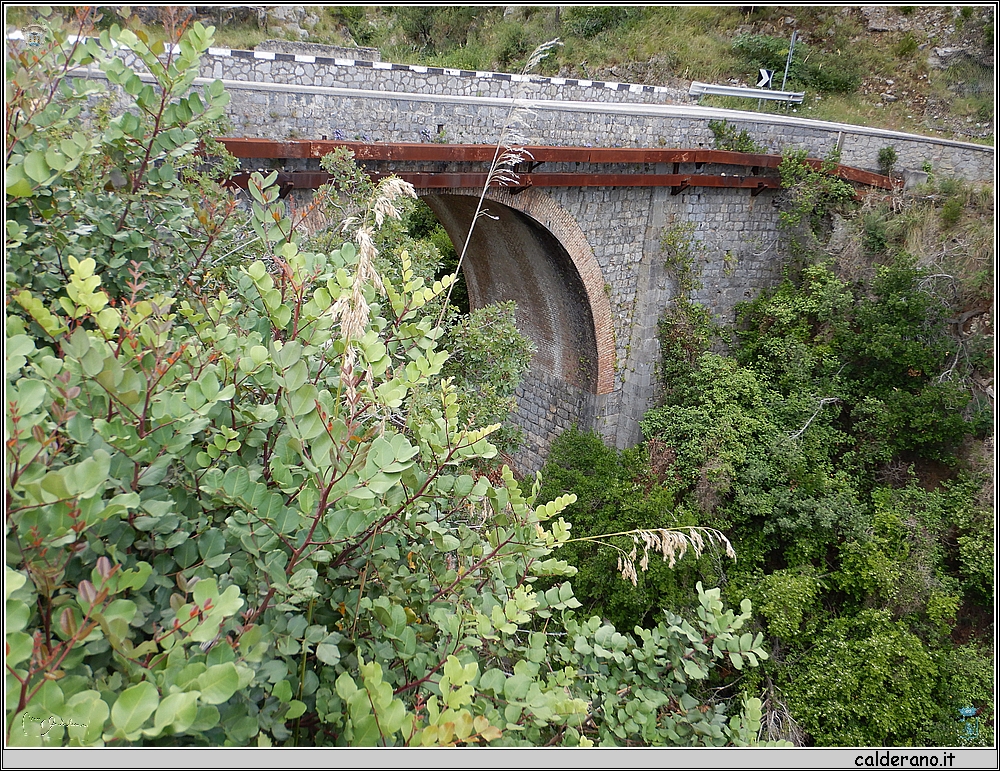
[154,692,199,734]
[23,150,51,183]
[110,682,159,735]
[197,663,240,705]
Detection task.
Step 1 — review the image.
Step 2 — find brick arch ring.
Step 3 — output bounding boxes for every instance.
[480,188,616,395]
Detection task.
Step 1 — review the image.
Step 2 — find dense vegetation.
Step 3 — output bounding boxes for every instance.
[6,15,776,748]
[537,140,994,747]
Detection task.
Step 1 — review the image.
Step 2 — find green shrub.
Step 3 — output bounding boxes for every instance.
[5,20,237,302]
[562,6,643,38]
[894,32,919,58]
[660,221,704,294]
[877,145,898,176]
[535,429,718,630]
[928,643,995,746]
[861,210,890,254]
[493,20,529,67]
[708,119,768,154]
[732,33,860,94]
[441,301,535,457]
[753,568,825,640]
[777,149,857,247]
[941,197,963,228]
[396,6,487,55]
[629,182,992,748]
[782,611,939,746]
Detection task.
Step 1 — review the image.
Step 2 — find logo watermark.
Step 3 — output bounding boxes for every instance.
[958,705,981,742]
[23,23,47,48]
[22,713,88,737]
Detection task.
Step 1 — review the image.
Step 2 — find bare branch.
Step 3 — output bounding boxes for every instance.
[788,397,840,441]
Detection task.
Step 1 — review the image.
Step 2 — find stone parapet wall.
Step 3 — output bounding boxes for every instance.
[215,83,994,183]
[81,43,993,181]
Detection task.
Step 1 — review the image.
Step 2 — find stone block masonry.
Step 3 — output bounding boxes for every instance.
[513,371,600,473]
[167,43,991,181]
[195,46,688,105]
[214,85,993,185]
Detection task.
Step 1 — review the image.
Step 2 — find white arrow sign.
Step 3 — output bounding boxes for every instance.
[757,68,774,89]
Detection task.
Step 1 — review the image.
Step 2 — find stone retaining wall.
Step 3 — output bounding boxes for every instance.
[197,46,687,105]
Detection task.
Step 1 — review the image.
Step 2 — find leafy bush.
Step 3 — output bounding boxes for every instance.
[441,302,536,457]
[396,6,488,55]
[636,231,993,745]
[941,197,964,228]
[657,299,717,400]
[781,611,939,746]
[708,119,768,154]
[6,17,775,749]
[929,643,995,746]
[732,33,861,93]
[877,145,898,177]
[861,209,890,254]
[5,15,238,302]
[493,21,530,68]
[535,429,715,630]
[753,567,825,640]
[661,222,704,294]
[562,7,644,39]
[776,150,857,253]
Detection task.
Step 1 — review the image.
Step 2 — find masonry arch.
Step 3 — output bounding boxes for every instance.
[419,188,615,396]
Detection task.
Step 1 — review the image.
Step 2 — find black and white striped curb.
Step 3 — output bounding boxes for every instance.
[209,46,674,95]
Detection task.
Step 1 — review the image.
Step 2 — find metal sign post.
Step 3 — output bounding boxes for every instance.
[781,30,798,92]
[756,69,774,111]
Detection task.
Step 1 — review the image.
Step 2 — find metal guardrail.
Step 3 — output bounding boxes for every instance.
[689,81,805,104]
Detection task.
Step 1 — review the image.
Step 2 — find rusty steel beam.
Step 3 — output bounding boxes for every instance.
[218,138,782,167]
[226,170,784,192]
[815,162,890,188]
[218,138,893,190]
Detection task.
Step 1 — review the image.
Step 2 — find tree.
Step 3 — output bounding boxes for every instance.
[6,16,772,747]
[633,188,994,746]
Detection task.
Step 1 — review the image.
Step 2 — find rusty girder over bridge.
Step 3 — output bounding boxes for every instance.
[217,138,894,197]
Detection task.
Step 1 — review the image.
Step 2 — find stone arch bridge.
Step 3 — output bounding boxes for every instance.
[169,46,992,469]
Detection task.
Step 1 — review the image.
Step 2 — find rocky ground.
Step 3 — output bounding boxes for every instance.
[854,5,994,141]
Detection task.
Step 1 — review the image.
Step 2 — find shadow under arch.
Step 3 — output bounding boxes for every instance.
[419,188,615,396]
